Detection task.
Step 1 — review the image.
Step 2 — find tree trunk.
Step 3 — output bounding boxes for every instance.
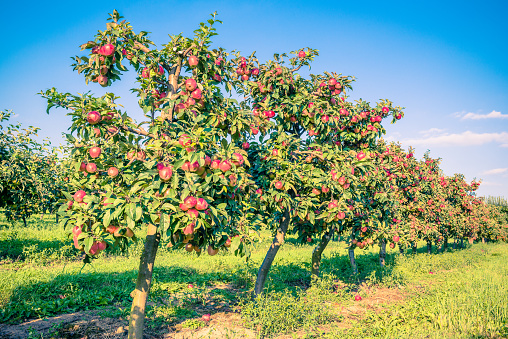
[379,239,387,266]
[348,246,358,274]
[412,242,417,254]
[311,229,333,279]
[460,238,464,248]
[56,213,59,224]
[254,208,290,296]
[443,236,448,252]
[481,238,485,244]
[128,224,161,339]
[427,240,432,254]
[399,245,404,254]
[22,215,27,227]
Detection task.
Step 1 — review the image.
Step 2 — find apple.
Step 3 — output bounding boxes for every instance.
[99,43,115,56]
[242,142,250,150]
[274,181,284,190]
[389,243,395,249]
[224,238,232,247]
[196,198,208,211]
[393,235,400,243]
[219,160,231,172]
[382,106,389,113]
[178,134,192,147]
[188,55,198,67]
[328,200,338,209]
[79,162,87,172]
[74,190,86,202]
[354,295,362,301]
[207,245,219,256]
[307,237,312,243]
[312,188,321,195]
[298,50,306,58]
[67,200,74,210]
[72,225,82,236]
[86,163,97,173]
[185,243,194,252]
[185,78,197,92]
[336,212,346,220]
[184,196,197,209]
[159,167,172,181]
[210,159,220,170]
[87,111,101,124]
[191,88,203,100]
[97,75,108,87]
[107,167,119,177]
[356,152,366,161]
[202,314,211,322]
[232,153,244,166]
[89,146,101,158]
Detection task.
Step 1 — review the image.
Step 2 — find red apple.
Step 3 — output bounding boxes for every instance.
[97,75,108,87]
[108,167,119,177]
[86,163,97,173]
[89,146,101,158]
[354,295,362,301]
[274,181,284,190]
[188,55,198,67]
[207,245,219,256]
[298,50,306,58]
[159,167,173,181]
[185,78,197,92]
[219,160,231,172]
[87,111,101,124]
[196,198,208,211]
[99,43,115,56]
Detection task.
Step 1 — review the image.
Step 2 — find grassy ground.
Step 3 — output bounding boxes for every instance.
[0,214,507,338]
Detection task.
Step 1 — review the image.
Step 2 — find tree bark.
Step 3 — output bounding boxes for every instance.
[254,208,290,296]
[348,246,358,275]
[427,240,432,254]
[412,242,417,254]
[379,239,387,266]
[311,229,333,279]
[399,244,404,254]
[56,213,59,224]
[22,215,27,227]
[482,238,485,244]
[461,238,464,248]
[128,224,160,339]
[443,236,448,252]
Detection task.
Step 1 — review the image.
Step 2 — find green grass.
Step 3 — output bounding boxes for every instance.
[1,213,507,338]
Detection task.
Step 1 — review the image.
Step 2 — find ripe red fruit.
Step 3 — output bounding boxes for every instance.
[99,44,115,56]
[312,188,321,195]
[393,235,400,243]
[191,88,202,100]
[207,245,219,256]
[219,160,232,172]
[159,167,173,181]
[79,162,87,172]
[185,243,194,252]
[232,153,244,166]
[298,50,306,58]
[382,106,390,113]
[307,237,312,243]
[389,243,395,249]
[196,198,208,211]
[354,295,362,301]
[141,68,150,78]
[274,181,284,190]
[87,111,101,124]
[74,190,86,202]
[97,75,108,87]
[178,134,192,147]
[107,167,119,177]
[356,152,366,161]
[183,222,195,234]
[188,55,198,67]
[85,162,97,173]
[242,142,250,150]
[89,146,101,158]
[185,78,197,92]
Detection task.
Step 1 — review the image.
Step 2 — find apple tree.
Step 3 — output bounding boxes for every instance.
[42,11,263,339]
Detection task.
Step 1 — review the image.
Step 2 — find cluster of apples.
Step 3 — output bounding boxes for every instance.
[235,57,259,81]
[175,78,205,114]
[89,43,116,86]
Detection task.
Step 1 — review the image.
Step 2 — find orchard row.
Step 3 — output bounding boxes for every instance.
[2,10,504,338]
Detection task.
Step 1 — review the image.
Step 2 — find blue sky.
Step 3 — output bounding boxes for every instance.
[1,0,507,198]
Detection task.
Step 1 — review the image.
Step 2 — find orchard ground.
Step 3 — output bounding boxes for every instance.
[0,214,507,339]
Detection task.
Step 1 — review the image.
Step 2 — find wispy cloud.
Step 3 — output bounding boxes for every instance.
[482,168,508,175]
[419,128,446,137]
[403,131,508,147]
[455,110,508,120]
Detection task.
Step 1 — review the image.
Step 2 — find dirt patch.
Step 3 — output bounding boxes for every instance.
[0,309,127,339]
[164,312,256,339]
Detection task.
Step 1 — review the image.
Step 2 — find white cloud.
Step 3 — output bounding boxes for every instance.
[456,110,508,120]
[480,181,503,187]
[482,168,508,175]
[419,128,446,137]
[403,131,508,147]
